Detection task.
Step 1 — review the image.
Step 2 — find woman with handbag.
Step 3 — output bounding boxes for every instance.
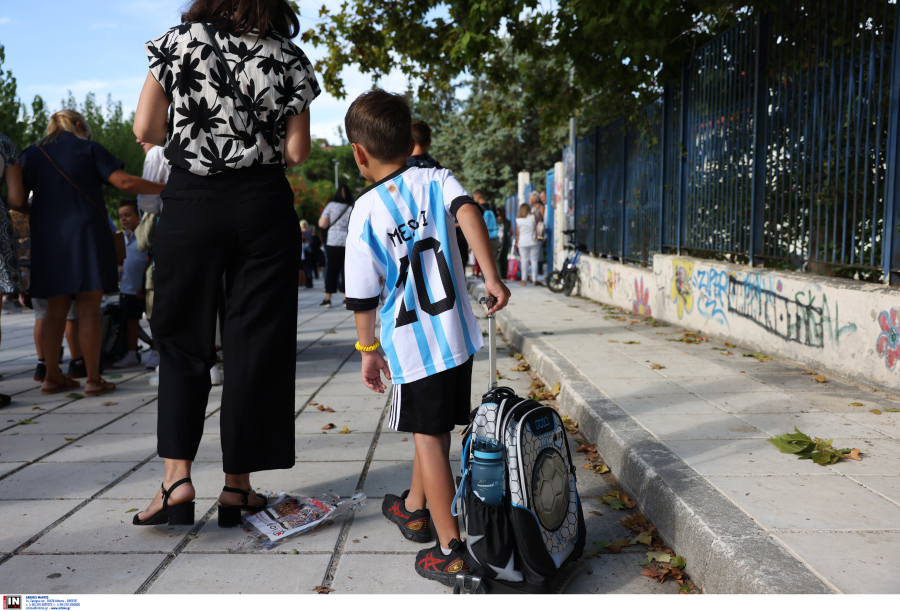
[19,111,165,397]
[131,0,318,527]
[317,184,353,308]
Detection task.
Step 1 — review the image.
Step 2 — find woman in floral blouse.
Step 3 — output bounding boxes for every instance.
[132,0,319,528]
[0,133,26,408]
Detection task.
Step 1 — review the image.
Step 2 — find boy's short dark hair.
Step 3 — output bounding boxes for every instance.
[411,120,431,147]
[118,198,139,215]
[345,89,412,163]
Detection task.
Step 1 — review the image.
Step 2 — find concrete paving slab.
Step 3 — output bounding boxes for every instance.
[294,433,373,462]
[708,474,900,530]
[342,502,433,553]
[305,392,389,411]
[798,391,900,413]
[0,374,41,396]
[0,499,82,553]
[330,553,451,594]
[699,391,822,414]
[53,396,157,414]
[0,463,26,478]
[666,439,827,475]
[633,412,766,439]
[0,553,167,594]
[185,511,341,553]
[0,461,138,499]
[29,498,203,553]
[148,552,332,594]
[774,531,900,594]
[100,413,157,434]
[0,413,120,435]
[590,377,693,398]
[749,373,855,392]
[611,394,722,415]
[43,434,157,463]
[570,554,683,594]
[839,411,900,440]
[295,409,383,435]
[826,437,900,476]
[0,433,74,462]
[0,398,71,414]
[850,475,900,504]
[372,433,461,463]
[737,412,885,439]
[363,461,414,498]
[580,496,641,547]
[676,375,774,394]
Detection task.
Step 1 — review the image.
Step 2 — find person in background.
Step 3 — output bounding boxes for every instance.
[407,120,441,169]
[0,132,25,407]
[318,184,354,308]
[473,189,500,273]
[297,226,308,289]
[136,140,169,215]
[515,203,540,286]
[32,303,83,381]
[113,199,158,369]
[496,206,512,281]
[299,219,318,288]
[539,189,547,218]
[20,110,165,398]
[529,191,545,277]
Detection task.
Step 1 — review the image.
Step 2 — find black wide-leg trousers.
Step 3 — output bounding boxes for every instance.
[151,166,301,474]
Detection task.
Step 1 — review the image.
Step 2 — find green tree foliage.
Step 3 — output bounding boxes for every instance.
[301,1,771,144]
[0,45,49,153]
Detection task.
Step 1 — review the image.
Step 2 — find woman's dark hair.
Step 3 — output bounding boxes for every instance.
[333,184,354,205]
[182,0,300,38]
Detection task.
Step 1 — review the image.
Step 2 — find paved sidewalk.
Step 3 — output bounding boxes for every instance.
[0,282,682,595]
[470,280,900,594]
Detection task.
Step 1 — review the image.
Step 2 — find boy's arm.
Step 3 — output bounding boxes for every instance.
[457,204,511,314]
[354,310,392,393]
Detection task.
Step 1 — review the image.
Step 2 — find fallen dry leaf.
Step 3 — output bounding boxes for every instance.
[812,375,827,383]
[102,402,118,406]
[64,437,74,441]
[583,548,599,559]
[885,407,900,412]
[322,423,335,430]
[843,448,861,461]
[551,382,561,395]
[850,402,864,407]
[640,567,665,582]
[401,437,408,442]
[724,342,736,348]
[316,405,335,412]
[590,510,603,516]
[870,409,882,415]
[338,426,350,434]
[577,444,597,454]
[31,406,44,410]
[311,586,334,594]
[650,364,665,370]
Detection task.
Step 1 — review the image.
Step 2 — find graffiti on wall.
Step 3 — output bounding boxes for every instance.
[693,267,731,328]
[727,274,857,348]
[606,269,620,298]
[671,259,694,318]
[633,277,651,316]
[876,308,899,370]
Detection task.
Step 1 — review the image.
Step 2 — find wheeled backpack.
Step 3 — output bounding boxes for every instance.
[452,298,587,594]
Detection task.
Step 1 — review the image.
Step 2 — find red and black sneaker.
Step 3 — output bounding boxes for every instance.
[382,490,433,543]
[415,538,468,587]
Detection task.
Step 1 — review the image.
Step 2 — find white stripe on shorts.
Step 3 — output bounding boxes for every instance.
[389,383,402,430]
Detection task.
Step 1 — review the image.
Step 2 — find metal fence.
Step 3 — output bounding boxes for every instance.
[575,0,900,284]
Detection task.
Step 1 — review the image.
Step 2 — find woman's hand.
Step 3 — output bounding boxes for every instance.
[108,170,165,195]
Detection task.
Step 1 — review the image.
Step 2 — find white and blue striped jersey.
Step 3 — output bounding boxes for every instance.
[345,166,484,385]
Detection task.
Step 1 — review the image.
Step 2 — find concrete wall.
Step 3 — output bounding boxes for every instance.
[576,253,900,391]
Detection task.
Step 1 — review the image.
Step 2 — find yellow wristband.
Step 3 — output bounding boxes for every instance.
[355,339,380,352]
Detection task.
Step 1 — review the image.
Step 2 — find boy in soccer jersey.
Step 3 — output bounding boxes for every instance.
[343,90,510,586]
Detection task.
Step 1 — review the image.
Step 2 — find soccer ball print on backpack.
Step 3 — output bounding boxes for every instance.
[451,300,587,594]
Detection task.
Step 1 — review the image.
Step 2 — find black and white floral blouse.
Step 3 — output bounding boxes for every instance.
[144,21,320,176]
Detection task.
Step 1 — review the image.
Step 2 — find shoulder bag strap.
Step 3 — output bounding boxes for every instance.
[201,22,276,151]
[36,144,106,215]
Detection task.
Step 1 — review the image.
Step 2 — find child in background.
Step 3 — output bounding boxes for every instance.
[343,90,510,585]
[114,199,158,369]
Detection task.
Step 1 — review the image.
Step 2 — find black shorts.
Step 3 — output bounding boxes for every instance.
[120,293,146,320]
[388,355,474,435]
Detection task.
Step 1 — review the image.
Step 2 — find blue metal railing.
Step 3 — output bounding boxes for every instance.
[574,0,900,283]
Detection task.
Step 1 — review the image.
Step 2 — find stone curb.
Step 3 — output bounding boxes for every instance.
[468,280,833,594]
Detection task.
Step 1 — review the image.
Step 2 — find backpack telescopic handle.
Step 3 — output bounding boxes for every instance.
[480,296,498,392]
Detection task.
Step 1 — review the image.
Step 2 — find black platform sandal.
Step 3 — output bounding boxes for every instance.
[218,486,268,528]
[132,478,195,526]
